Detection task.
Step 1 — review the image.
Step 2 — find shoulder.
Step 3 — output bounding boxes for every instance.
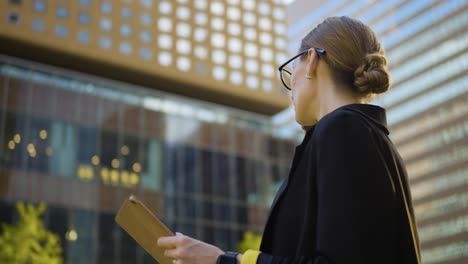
[313,108,370,141]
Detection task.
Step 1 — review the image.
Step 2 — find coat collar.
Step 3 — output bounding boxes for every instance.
[263,104,389,236]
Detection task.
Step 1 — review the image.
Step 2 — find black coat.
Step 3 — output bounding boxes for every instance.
[258,104,421,264]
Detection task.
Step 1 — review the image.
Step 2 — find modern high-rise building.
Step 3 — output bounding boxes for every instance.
[0,0,295,263]
[280,0,468,263]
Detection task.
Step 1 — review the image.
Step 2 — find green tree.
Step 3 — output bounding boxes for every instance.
[0,202,63,264]
[237,231,262,253]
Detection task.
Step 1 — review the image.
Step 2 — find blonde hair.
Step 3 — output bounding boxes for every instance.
[300,16,391,100]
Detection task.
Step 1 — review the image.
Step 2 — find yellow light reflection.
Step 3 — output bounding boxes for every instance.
[111,159,120,169]
[8,140,15,150]
[110,169,119,186]
[121,145,129,155]
[129,173,139,186]
[27,143,35,153]
[77,165,94,181]
[121,170,130,187]
[65,229,78,242]
[29,150,36,158]
[39,129,48,140]
[100,168,109,184]
[91,155,100,166]
[132,162,142,173]
[13,134,21,144]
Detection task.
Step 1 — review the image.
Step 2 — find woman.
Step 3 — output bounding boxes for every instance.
[158,16,421,264]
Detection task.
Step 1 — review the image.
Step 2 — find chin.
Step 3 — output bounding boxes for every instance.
[296,115,316,127]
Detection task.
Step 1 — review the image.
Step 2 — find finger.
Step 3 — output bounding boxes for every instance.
[165,248,186,259]
[157,236,179,248]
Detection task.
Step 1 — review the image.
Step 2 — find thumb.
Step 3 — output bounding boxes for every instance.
[175,232,184,236]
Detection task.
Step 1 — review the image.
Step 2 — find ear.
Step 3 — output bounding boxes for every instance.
[305,48,320,77]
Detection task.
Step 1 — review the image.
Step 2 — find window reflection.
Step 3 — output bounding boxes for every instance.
[0,62,296,263]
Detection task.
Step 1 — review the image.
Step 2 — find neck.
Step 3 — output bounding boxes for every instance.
[317,83,363,121]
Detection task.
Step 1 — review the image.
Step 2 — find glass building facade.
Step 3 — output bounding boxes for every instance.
[279,1,468,263]
[0,56,296,263]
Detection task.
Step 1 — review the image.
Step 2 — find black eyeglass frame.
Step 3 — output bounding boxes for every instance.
[278,48,326,90]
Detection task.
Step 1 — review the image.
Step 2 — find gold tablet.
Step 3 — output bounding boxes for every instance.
[115,195,174,264]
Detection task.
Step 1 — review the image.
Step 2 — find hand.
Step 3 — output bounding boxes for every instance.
[157,232,224,264]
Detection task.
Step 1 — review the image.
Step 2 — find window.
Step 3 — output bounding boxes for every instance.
[177,57,191,71]
[260,48,273,62]
[210,2,224,16]
[247,76,258,89]
[140,0,153,8]
[158,17,172,32]
[194,28,207,42]
[140,13,152,25]
[211,33,225,48]
[244,28,256,41]
[194,12,207,25]
[194,0,207,10]
[212,50,226,64]
[176,7,190,20]
[194,46,207,59]
[263,80,273,92]
[55,24,68,37]
[99,36,112,49]
[259,17,272,31]
[227,7,240,20]
[230,71,243,84]
[119,42,132,55]
[260,32,272,45]
[246,59,258,73]
[31,18,45,32]
[273,8,285,20]
[243,12,256,26]
[139,30,152,43]
[229,55,242,69]
[101,2,112,14]
[245,43,258,57]
[211,17,225,31]
[56,7,68,18]
[158,34,172,49]
[176,39,191,54]
[140,48,152,60]
[159,1,172,14]
[258,2,271,15]
[99,18,112,32]
[242,0,255,11]
[176,23,191,38]
[227,23,240,36]
[120,24,132,37]
[9,0,21,5]
[7,12,20,24]
[274,22,286,35]
[79,0,91,7]
[159,52,172,66]
[121,8,132,19]
[77,31,90,43]
[33,0,46,13]
[78,12,90,25]
[213,66,226,80]
[262,64,274,77]
[228,38,242,53]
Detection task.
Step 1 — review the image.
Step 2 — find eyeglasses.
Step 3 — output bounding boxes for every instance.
[278,48,326,90]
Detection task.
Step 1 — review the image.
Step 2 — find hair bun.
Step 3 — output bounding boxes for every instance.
[353,53,390,95]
